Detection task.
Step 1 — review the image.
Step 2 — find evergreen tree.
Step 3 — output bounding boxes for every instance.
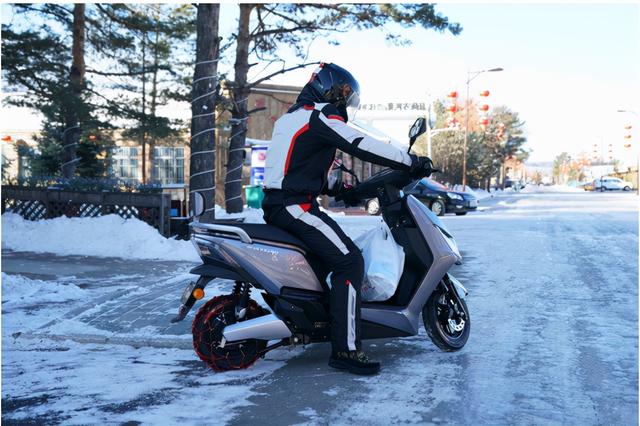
[92,4,195,184]
[429,101,528,188]
[2,4,115,180]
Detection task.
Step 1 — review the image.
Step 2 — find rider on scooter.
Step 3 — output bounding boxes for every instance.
[262,63,433,375]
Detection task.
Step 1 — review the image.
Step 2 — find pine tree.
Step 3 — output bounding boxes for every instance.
[92,4,195,184]
[2,4,114,180]
[429,102,528,189]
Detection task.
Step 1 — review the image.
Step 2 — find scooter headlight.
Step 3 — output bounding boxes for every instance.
[436,226,462,263]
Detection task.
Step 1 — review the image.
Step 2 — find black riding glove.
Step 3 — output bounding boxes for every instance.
[334,184,359,207]
[409,155,435,178]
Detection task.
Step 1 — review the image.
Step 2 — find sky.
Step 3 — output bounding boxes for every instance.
[2,2,639,163]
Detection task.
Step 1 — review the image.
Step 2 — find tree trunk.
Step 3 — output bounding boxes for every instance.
[149,6,160,184]
[189,4,220,223]
[62,3,85,179]
[141,34,148,184]
[224,4,254,213]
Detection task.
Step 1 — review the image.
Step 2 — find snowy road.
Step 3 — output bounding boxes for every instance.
[2,191,638,424]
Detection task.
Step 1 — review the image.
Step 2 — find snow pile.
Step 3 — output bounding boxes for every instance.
[472,188,493,200]
[2,213,199,262]
[1,205,383,261]
[452,185,493,200]
[1,272,85,308]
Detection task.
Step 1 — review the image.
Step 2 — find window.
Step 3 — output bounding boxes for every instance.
[423,178,449,191]
[153,147,184,184]
[18,154,30,179]
[111,147,140,183]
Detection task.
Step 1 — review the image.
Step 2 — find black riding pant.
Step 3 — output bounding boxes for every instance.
[263,201,364,353]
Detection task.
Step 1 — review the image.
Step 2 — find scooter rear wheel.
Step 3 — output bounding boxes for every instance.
[192,295,268,371]
[423,288,470,351]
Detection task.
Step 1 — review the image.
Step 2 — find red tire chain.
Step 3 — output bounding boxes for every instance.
[192,295,268,372]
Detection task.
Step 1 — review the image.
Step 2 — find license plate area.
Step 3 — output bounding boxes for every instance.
[180,282,196,304]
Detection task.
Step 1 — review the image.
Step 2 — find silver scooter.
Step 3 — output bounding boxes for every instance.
[172,117,470,371]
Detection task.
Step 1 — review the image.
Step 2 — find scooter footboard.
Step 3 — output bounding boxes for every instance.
[361,306,417,338]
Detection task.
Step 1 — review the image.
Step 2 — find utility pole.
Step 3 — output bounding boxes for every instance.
[617,109,639,195]
[425,98,432,157]
[462,67,503,191]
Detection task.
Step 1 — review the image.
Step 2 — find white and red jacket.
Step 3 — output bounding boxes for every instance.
[263,102,413,205]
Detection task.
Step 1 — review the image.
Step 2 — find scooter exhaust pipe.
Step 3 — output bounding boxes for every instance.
[222,313,292,343]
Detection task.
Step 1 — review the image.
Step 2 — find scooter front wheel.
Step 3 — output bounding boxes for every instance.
[192,295,268,371]
[423,288,470,351]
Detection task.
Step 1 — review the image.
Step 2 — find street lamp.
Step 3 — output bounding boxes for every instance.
[616,109,639,195]
[462,67,503,191]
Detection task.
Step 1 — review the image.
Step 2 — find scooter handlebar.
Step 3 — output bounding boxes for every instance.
[335,164,439,206]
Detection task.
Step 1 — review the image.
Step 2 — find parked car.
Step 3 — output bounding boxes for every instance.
[581,181,595,191]
[593,177,633,191]
[365,178,478,216]
[504,178,525,190]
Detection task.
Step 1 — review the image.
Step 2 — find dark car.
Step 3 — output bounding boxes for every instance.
[365,178,478,216]
[504,178,525,190]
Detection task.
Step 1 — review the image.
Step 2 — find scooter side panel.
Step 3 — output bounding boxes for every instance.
[405,195,458,316]
[195,235,323,294]
[361,195,458,337]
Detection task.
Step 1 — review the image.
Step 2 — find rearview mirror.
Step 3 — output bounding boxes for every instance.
[408,117,427,150]
[192,192,205,218]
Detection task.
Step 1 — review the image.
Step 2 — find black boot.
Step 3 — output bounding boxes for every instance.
[329,350,381,375]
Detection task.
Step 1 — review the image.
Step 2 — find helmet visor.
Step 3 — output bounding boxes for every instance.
[345,89,360,122]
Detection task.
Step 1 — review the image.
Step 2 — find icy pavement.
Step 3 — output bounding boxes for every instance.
[2,191,638,424]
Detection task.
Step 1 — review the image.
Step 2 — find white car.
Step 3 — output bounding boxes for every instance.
[593,177,633,191]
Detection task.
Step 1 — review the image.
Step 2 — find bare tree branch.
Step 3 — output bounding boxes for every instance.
[247,61,319,88]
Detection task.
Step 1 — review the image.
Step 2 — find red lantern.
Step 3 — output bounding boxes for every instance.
[480,118,490,126]
[1,135,12,142]
[447,91,458,98]
[447,105,458,113]
[479,104,489,112]
[479,90,490,97]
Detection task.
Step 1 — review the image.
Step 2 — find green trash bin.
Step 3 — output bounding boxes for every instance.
[244,185,265,209]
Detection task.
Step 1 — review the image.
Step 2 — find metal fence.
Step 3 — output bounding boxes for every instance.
[1,186,171,236]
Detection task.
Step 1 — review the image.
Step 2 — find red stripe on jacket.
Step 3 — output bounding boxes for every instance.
[299,203,312,212]
[284,124,310,174]
[327,115,345,122]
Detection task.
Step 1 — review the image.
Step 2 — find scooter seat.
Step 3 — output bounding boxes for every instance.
[216,222,310,252]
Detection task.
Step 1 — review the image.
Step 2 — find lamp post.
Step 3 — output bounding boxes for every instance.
[462,67,503,191]
[617,109,639,195]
